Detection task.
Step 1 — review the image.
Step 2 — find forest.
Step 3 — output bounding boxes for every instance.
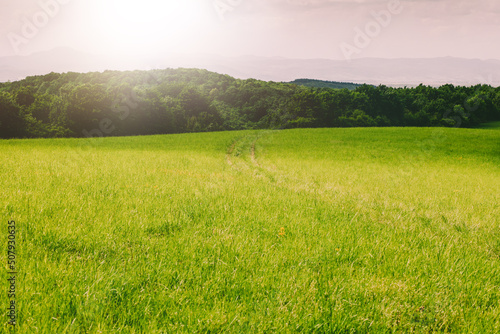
[0,68,499,139]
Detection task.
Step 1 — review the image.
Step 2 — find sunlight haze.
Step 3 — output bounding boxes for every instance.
[1,0,499,62]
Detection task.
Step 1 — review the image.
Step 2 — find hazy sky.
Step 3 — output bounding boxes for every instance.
[1,0,499,61]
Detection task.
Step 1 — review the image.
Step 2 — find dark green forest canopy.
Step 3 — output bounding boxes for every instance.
[0,68,499,138]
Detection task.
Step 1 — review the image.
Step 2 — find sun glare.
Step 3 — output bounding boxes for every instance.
[95,0,208,55]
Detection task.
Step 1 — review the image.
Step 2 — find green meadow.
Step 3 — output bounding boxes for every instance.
[1,126,499,333]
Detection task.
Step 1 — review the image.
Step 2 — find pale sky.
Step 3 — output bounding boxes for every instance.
[1,0,499,61]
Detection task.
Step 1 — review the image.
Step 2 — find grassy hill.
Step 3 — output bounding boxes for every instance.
[1,126,499,332]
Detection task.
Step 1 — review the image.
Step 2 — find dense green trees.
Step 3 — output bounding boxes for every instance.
[0,91,25,138]
[0,68,499,139]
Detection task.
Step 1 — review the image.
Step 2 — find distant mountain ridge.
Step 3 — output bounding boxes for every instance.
[289,79,362,90]
[1,48,500,87]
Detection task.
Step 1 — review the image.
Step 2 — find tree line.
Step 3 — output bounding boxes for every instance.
[0,68,499,139]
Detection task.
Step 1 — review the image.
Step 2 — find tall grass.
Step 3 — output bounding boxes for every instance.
[1,126,499,333]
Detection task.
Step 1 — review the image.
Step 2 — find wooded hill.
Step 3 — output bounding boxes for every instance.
[0,68,499,138]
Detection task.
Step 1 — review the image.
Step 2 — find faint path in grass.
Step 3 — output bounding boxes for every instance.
[250,139,260,167]
[226,141,236,166]
[226,130,313,192]
[227,131,277,182]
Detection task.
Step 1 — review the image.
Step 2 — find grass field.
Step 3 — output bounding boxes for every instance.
[1,126,499,333]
